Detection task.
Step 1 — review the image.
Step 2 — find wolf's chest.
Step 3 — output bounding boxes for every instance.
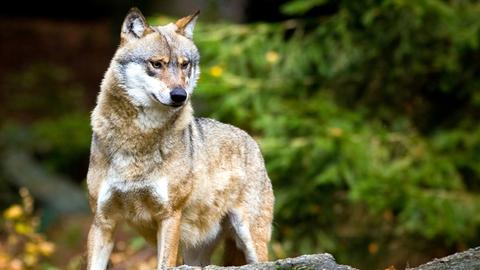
[97,172,170,223]
[109,149,164,180]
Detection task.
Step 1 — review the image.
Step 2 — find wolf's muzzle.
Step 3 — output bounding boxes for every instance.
[170,88,187,105]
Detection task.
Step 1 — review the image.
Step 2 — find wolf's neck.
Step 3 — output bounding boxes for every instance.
[93,85,193,155]
[134,104,193,132]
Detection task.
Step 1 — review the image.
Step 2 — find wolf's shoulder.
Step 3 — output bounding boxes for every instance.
[192,117,256,144]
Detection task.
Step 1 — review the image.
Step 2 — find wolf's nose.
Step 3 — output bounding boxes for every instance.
[170,88,187,103]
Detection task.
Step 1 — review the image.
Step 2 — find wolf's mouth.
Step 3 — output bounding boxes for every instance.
[150,93,184,108]
[150,93,161,103]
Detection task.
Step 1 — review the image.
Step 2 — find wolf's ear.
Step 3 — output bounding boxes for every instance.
[121,7,150,42]
[175,10,200,39]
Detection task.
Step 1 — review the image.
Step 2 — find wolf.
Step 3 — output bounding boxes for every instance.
[86,8,274,270]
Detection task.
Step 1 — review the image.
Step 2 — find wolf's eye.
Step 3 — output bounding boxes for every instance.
[180,60,190,69]
[150,60,164,69]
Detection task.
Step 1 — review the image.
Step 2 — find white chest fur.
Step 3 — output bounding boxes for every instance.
[97,165,170,223]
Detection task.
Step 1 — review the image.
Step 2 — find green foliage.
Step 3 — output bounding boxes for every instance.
[281,0,328,15]
[0,63,90,177]
[191,0,480,267]
[31,113,91,174]
[0,64,86,121]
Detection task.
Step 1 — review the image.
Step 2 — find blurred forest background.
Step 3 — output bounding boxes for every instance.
[1,0,480,269]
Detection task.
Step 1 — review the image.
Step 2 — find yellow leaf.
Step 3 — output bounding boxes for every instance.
[25,242,38,255]
[14,223,33,235]
[24,253,38,266]
[38,242,55,256]
[3,205,23,220]
[265,51,280,63]
[209,66,223,77]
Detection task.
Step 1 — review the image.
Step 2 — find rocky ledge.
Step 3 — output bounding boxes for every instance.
[173,246,480,270]
[173,253,356,270]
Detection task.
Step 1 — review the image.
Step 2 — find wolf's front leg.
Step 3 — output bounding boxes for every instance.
[87,217,116,270]
[157,211,182,269]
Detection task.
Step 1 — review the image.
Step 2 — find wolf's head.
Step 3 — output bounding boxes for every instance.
[110,8,200,109]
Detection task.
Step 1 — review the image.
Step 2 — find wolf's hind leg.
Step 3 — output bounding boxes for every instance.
[227,210,259,264]
[249,221,270,262]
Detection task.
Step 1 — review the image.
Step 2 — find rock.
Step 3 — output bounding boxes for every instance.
[171,247,480,270]
[408,246,480,270]
[173,254,357,270]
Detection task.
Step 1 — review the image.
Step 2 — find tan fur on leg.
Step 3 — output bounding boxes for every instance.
[87,219,116,270]
[157,211,182,269]
[250,228,269,262]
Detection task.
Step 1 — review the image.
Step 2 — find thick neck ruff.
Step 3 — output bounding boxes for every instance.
[92,77,193,160]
